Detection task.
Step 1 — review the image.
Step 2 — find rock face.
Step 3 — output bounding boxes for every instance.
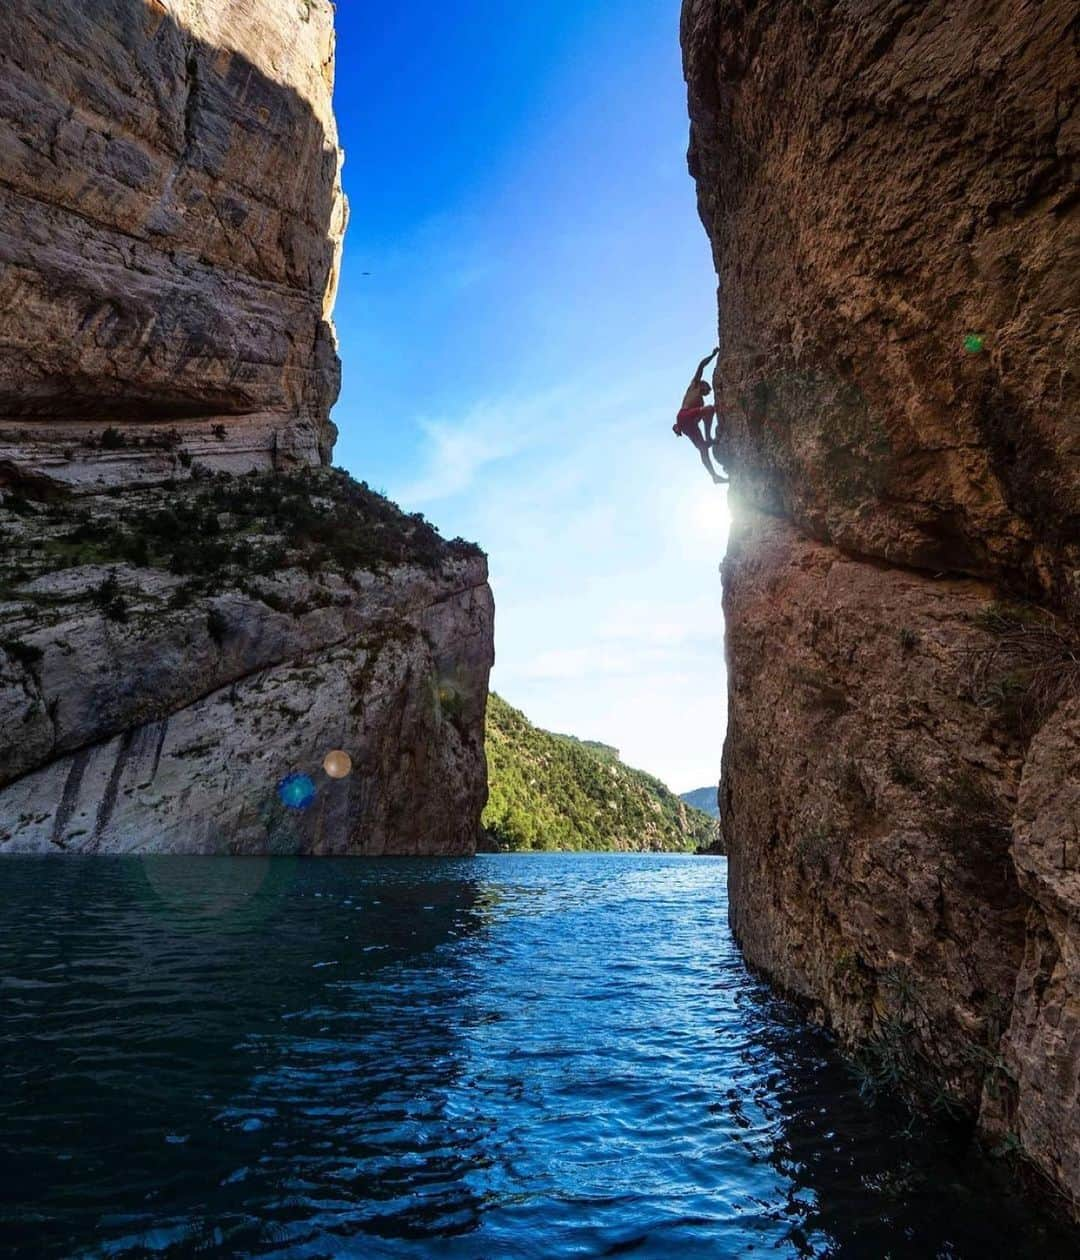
[684,0,1079,1214]
[0,4,495,854]
[0,472,494,854]
[1003,696,1080,1205]
[0,0,345,485]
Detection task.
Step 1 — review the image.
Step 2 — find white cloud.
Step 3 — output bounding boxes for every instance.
[396,408,523,504]
[387,382,731,792]
[393,386,586,506]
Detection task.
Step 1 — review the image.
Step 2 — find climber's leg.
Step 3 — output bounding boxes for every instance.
[698,443,728,484]
[685,422,726,484]
[709,407,730,480]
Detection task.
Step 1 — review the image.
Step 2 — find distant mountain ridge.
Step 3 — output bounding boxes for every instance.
[554,733,621,761]
[680,786,720,818]
[482,694,719,853]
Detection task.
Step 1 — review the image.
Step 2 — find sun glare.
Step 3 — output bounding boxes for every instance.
[685,482,732,550]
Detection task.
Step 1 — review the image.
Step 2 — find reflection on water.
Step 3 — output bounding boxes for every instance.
[0,855,1075,1258]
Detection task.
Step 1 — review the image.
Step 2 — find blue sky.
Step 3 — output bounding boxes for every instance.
[330,1,729,793]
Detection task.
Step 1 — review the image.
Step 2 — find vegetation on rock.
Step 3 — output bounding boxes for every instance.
[482,693,719,853]
[0,468,483,615]
[964,602,1080,743]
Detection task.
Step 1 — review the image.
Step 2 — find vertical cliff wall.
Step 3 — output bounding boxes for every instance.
[0,476,494,855]
[683,0,1079,1212]
[0,2,494,853]
[0,0,346,485]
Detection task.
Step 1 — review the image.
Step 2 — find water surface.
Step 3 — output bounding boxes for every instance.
[1,855,1075,1257]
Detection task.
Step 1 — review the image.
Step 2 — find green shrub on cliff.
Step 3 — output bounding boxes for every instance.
[1,638,43,668]
[482,693,719,853]
[35,469,483,588]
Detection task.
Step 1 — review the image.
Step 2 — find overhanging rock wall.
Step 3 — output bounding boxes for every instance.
[0,0,346,488]
[683,0,1079,1213]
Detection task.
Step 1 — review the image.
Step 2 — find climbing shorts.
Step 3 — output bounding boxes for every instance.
[675,406,711,435]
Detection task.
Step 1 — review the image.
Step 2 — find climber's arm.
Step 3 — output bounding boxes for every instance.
[692,347,720,383]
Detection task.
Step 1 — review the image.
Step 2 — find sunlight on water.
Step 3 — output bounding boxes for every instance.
[0,856,1075,1258]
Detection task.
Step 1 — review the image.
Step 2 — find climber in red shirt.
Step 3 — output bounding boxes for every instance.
[673,348,727,484]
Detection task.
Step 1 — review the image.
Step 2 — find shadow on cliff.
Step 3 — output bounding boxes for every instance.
[0,0,340,428]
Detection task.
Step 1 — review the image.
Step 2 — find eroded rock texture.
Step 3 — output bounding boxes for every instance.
[684,0,1079,1213]
[0,0,345,485]
[0,473,494,854]
[0,5,495,855]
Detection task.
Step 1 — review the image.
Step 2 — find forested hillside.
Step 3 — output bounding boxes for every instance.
[680,787,720,818]
[482,694,719,852]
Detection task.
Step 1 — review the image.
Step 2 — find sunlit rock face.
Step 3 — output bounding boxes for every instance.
[0,481,494,856]
[0,473,495,855]
[683,0,1079,1213]
[0,4,495,854]
[0,0,346,486]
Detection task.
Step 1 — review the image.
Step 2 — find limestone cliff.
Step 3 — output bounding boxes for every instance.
[0,0,346,484]
[684,0,1079,1213]
[0,2,494,853]
[0,471,494,854]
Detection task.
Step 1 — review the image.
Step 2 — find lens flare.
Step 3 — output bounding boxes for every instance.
[323,749,352,779]
[277,772,317,811]
[963,333,985,354]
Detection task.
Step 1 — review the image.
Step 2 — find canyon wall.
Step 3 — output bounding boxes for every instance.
[684,0,1078,1213]
[0,1,494,853]
[0,473,494,854]
[0,0,346,487]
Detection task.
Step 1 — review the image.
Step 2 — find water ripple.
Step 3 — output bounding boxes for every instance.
[0,855,1076,1258]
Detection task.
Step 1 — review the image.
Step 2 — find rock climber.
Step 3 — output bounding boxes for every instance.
[673,348,727,484]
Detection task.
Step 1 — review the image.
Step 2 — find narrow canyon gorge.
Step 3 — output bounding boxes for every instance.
[0,0,1077,1232]
[684,0,1078,1215]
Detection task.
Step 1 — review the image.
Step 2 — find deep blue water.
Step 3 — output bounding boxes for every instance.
[1,854,1076,1258]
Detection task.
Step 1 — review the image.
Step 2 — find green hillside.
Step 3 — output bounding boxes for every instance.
[680,786,720,818]
[482,694,720,853]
